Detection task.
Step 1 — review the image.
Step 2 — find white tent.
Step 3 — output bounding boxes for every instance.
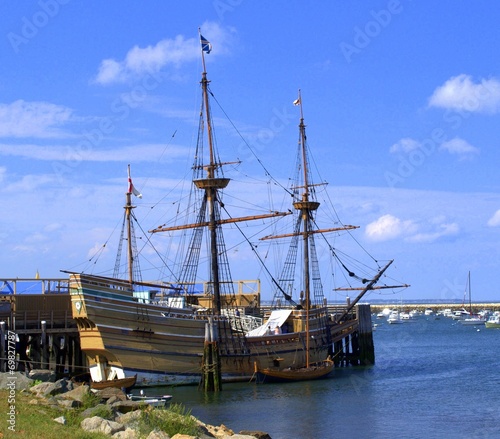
[246,309,292,336]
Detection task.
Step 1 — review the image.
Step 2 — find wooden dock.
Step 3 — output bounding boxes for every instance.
[1,278,377,378]
[0,277,85,375]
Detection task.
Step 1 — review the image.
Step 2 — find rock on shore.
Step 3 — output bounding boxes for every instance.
[2,371,271,439]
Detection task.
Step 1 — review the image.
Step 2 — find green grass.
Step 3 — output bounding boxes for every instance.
[137,403,201,437]
[0,389,202,439]
[0,389,109,439]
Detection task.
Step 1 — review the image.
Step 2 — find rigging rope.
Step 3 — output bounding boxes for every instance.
[208,86,293,197]
[220,204,298,306]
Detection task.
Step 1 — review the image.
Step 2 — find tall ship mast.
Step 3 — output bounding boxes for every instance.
[149,30,288,316]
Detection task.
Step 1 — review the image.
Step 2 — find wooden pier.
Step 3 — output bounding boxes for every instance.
[0,278,85,375]
[331,304,375,367]
[0,278,376,379]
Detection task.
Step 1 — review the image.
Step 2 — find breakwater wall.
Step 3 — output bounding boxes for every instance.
[369,303,500,314]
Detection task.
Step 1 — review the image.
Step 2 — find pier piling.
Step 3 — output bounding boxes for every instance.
[356,304,375,365]
[0,278,85,376]
[200,318,222,392]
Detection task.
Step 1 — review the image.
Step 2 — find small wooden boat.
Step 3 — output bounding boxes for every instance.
[90,374,137,391]
[256,358,334,383]
[128,391,173,407]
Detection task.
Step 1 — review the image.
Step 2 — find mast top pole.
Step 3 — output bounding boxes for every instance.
[198,28,210,76]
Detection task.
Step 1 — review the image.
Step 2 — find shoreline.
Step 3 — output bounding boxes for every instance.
[368,303,500,313]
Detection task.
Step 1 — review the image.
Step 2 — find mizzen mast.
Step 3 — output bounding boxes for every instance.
[114,164,143,285]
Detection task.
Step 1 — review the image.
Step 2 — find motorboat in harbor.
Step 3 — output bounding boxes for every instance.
[387,311,404,324]
[128,390,173,408]
[485,314,500,329]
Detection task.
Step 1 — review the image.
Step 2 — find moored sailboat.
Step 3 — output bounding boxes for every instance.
[458,272,485,326]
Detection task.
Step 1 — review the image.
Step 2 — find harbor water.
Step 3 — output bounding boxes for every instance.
[150,314,500,439]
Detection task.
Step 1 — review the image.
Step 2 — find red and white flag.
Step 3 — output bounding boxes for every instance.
[127,165,142,198]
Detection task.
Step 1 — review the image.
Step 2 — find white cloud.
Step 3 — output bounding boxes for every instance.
[428,74,500,113]
[86,242,109,260]
[365,214,417,242]
[487,210,500,226]
[4,174,57,193]
[439,137,479,159]
[0,100,73,138]
[0,143,188,163]
[365,214,460,243]
[390,137,421,153]
[94,23,235,85]
[407,222,460,243]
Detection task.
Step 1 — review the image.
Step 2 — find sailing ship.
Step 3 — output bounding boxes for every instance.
[68,32,402,387]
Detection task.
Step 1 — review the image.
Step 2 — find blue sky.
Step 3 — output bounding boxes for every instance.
[1,1,499,302]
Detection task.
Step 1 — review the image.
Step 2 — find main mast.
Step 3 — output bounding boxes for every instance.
[293,91,320,367]
[192,32,230,315]
[149,32,290,315]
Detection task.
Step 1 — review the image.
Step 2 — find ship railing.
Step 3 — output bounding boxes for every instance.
[221,309,263,333]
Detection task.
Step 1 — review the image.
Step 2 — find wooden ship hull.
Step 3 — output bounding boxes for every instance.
[70,273,351,386]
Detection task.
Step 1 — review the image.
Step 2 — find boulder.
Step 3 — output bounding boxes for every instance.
[96,387,128,401]
[80,403,116,419]
[0,371,33,390]
[29,382,55,396]
[110,399,143,413]
[113,427,140,439]
[53,415,66,425]
[28,369,56,382]
[81,416,125,435]
[239,432,272,439]
[146,429,171,439]
[199,422,234,438]
[116,409,142,426]
[57,399,81,409]
[30,378,70,397]
[56,384,90,403]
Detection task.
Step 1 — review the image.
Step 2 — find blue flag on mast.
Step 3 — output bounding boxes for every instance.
[200,34,212,54]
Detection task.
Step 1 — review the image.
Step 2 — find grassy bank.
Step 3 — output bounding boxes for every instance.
[0,388,111,439]
[0,388,202,439]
